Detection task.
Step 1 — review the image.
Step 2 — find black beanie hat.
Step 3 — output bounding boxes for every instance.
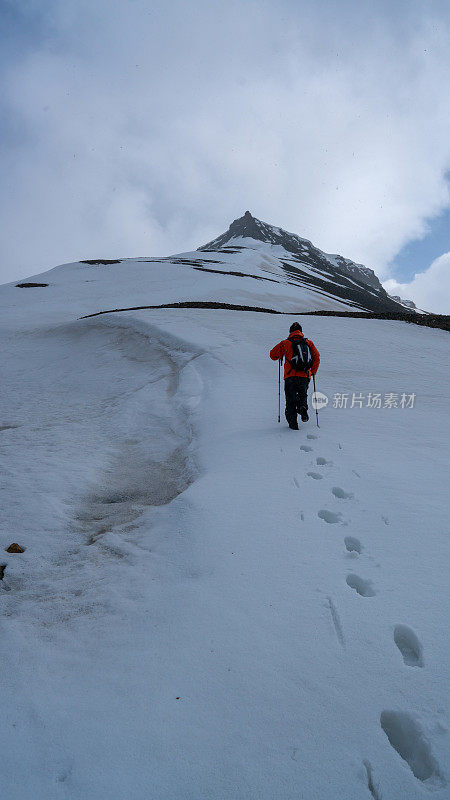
[289,322,302,333]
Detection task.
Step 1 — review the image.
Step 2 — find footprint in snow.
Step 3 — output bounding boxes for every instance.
[380,711,445,787]
[344,536,362,554]
[332,486,353,500]
[300,445,313,452]
[0,423,21,432]
[394,625,424,667]
[318,509,342,524]
[307,471,323,480]
[346,573,376,596]
[316,457,332,466]
[307,434,317,440]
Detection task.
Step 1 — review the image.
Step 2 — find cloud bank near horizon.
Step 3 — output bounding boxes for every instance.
[1,0,449,312]
[384,252,450,314]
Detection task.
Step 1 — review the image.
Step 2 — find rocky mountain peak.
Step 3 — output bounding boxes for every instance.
[198,212,383,292]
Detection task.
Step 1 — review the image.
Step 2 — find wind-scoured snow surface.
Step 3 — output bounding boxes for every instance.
[0,249,448,799]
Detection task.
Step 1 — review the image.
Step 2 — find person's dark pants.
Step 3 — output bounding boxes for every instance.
[284,376,310,426]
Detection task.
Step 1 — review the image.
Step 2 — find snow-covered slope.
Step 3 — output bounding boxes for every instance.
[5,212,412,321]
[0,235,448,799]
[200,211,409,311]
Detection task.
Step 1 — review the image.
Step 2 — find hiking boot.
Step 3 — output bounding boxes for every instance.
[288,421,299,430]
[300,408,309,422]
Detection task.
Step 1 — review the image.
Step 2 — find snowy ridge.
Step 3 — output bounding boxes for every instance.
[388,293,418,310]
[0,228,448,798]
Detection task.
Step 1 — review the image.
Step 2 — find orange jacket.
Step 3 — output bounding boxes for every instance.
[270,331,320,379]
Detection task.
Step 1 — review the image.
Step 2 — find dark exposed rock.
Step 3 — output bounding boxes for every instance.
[80,259,122,265]
[280,259,397,313]
[80,301,283,319]
[79,302,450,332]
[302,309,450,332]
[193,265,279,283]
[16,282,49,288]
[5,542,25,553]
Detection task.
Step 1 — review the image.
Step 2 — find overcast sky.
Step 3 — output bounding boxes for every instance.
[1,0,449,312]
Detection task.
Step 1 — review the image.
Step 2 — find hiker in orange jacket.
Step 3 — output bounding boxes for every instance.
[270,322,320,429]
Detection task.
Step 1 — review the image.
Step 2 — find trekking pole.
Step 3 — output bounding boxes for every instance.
[312,372,320,428]
[278,358,281,423]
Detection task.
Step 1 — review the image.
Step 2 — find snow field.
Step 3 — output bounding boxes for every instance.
[0,280,448,797]
[1,241,365,334]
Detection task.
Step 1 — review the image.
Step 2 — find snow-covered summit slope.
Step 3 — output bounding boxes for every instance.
[3,212,411,324]
[200,210,407,310]
[0,229,448,799]
[0,250,356,333]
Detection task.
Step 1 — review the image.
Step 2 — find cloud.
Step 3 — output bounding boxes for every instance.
[1,0,450,299]
[384,252,450,313]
